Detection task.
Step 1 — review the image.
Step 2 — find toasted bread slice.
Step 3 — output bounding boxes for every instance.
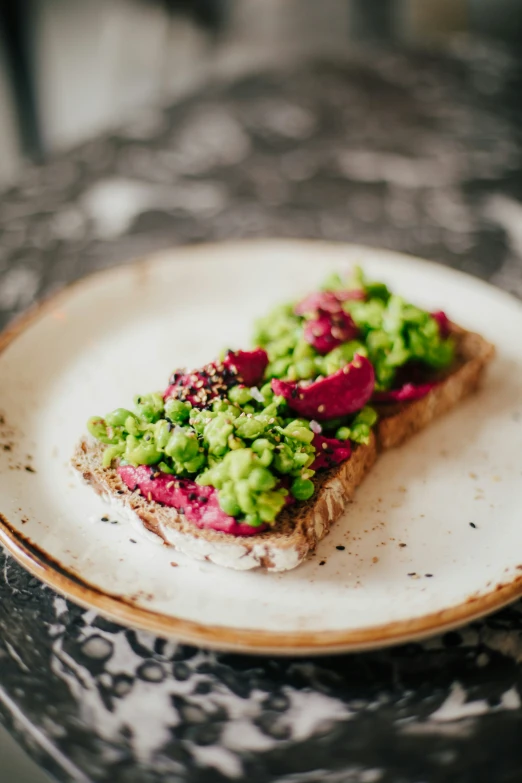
[376,325,495,450]
[72,435,377,572]
[72,325,493,572]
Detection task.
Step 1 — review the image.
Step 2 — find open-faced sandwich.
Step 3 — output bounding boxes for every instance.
[72,266,494,571]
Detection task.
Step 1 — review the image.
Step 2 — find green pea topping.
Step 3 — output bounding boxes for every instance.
[254,265,453,391]
[165,398,191,424]
[334,407,378,445]
[105,408,134,428]
[87,266,449,529]
[134,393,164,423]
[228,385,253,405]
[291,477,315,501]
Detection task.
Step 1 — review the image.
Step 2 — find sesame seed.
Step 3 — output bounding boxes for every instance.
[318,405,325,413]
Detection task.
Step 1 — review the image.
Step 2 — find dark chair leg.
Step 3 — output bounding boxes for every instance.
[0,0,43,160]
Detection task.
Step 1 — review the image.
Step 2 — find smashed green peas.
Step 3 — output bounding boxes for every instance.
[291,477,315,501]
[165,398,191,424]
[255,265,453,391]
[134,392,164,423]
[198,447,289,523]
[334,406,377,445]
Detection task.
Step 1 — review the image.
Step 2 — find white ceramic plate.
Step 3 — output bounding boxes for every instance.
[1,240,521,655]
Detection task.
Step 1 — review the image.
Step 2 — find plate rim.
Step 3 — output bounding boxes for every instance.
[1,238,522,655]
[2,512,521,655]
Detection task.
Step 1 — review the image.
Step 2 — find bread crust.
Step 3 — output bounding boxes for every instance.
[72,325,494,571]
[72,436,377,572]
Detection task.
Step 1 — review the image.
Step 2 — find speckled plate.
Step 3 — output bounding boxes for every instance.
[0,240,521,655]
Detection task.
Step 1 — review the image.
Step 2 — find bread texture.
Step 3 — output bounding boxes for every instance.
[72,436,377,572]
[72,325,494,572]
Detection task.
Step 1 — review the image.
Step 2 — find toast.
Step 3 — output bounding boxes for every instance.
[73,436,377,572]
[72,325,494,572]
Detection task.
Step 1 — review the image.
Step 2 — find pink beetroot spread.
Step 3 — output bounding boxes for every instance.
[304,310,358,355]
[311,434,351,470]
[295,289,361,356]
[294,289,365,315]
[272,354,375,421]
[373,381,439,403]
[223,348,268,387]
[431,310,451,338]
[164,348,268,409]
[118,465,268,536]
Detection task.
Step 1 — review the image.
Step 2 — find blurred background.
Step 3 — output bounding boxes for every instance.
[1,0,522,183]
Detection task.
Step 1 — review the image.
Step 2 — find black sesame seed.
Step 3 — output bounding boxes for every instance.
[101,516,109,522]
[470,522,477,528]
[425,574,433,578]
[319,560,326,566]
[117,490,124,495]
[130,539,137,544]
[408,572,416,577]
[336,545,345,551]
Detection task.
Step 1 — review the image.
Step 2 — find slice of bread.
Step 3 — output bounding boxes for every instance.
[72,436,377,572]
[71,325,494,572]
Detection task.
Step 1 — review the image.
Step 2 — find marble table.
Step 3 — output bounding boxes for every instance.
[1,41,522,783]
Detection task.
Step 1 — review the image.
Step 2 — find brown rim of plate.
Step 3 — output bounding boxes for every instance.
[1,245,521,656]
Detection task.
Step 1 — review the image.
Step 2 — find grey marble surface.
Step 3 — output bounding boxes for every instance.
[1,41,522,783]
